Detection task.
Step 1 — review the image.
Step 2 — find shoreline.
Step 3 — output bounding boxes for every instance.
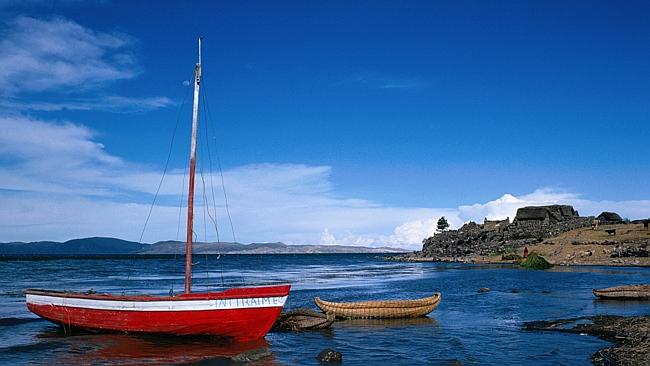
[524,315,650,365]
[389,253,650,267]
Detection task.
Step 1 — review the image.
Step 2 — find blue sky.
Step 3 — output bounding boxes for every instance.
[1,1,649,248]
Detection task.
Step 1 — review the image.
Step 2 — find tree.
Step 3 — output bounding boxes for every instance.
[437,216,449,232]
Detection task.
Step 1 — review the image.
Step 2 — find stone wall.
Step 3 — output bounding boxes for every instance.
[483,217,510,231]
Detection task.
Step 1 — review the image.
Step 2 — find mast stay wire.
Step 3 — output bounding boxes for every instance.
[197,128,219,241]
[200,76,229,287]
[129,73,193,294]
[175,143,190,268]
[199,118,228,288]
[197,137,225,289]
[201,91,222,244]
[197,146,211,292]
[201,86,228,287]
[175,158,188,242]
[138,74,193,245]
[171,155,188,295]
[200,77,238,244]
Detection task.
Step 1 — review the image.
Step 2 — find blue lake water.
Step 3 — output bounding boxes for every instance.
[1,254,649,365]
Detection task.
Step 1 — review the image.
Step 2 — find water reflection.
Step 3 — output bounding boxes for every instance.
[35,330,278,365]
[593,298,649,309]
[335,316,438,329]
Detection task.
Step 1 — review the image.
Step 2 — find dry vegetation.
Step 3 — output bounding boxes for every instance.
[526,223,650,266]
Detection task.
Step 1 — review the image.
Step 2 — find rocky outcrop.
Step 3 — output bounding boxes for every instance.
[272,309,335,331]
[611,244,649,258]
[420,205,592,259]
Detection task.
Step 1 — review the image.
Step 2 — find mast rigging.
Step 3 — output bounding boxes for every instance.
[185,37,203,294]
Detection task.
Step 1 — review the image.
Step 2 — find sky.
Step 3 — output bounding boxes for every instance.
[1,0,649,249]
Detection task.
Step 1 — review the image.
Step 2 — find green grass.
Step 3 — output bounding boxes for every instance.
[519,253,552,269]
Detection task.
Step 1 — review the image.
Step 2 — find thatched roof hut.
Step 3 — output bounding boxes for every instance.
[597,212,623,223]
[515,207,550,221]
[514,205,579,224]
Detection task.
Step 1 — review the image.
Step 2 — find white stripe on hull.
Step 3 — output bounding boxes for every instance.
[26,294,287,312]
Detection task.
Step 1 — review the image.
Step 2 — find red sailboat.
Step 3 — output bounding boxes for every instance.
[25,38,291,342]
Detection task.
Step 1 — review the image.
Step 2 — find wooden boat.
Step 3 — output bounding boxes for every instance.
[25,38,290,342]
[314,293,441,319]
[272,309,335,331]
[593,285,650,300]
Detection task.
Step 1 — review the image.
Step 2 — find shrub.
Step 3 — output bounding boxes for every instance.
[437,217,450,232]
[519,253,552,269]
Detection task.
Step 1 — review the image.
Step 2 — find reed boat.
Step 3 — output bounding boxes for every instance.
[314,293,441,319]
[593,285,650,300]
[25,38,290,341]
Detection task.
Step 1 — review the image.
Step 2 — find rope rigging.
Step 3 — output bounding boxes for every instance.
[129,73,193,294]
[138,73,194,244]
[201,100,222,245]
[134,67,236,292]
[197,79,228,287]
[201,77,238,244]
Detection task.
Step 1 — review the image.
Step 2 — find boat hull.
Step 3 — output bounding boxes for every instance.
[314,292,441,319]
[26,285,290,342]
[593,285,650,300]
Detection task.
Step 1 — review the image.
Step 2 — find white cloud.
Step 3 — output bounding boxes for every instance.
[334,72,424,90]
[378,79,423,90]
[319,228,376,246]
[0,16,136,94]
[317,214,461,250]
[458,188,650,223]
[0,16,171,112]
[0,114,120,166]
[0,115,451,247]
[388,218,447,244]
[1,116,649,248]
[0,0,85,9]
[0,96,173,113]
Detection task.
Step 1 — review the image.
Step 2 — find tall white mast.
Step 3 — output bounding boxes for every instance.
[185,37,202,294]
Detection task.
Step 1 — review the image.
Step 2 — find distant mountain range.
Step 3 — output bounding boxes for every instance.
[0,237,145,256]
[0,237,409,256]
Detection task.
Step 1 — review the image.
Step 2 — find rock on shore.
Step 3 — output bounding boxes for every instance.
[524,315,650,365]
